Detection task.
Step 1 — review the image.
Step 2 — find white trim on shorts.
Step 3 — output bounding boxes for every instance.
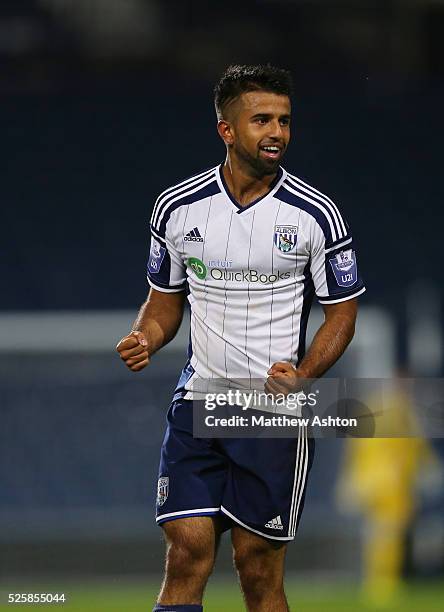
[289,425,308,536]
[220,506,295,542]
[156,507,220,523]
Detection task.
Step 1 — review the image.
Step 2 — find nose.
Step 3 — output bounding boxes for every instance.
[268,119,284,139]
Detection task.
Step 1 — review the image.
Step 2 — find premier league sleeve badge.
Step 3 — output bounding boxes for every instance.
[329,249,358,288]
[148,238,166,274]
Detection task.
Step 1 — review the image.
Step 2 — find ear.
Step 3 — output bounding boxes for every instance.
[217,119,234,146]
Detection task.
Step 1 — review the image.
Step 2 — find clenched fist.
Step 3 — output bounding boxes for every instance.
[265,361,303,396]
[116,330,150,372]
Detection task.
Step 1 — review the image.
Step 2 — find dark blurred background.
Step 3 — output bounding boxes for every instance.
[2,0,444,314]
[1,1,443,609]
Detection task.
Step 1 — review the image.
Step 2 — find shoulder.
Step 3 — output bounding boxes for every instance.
[155,165,220,208]
[158,165,219,198]
[150,165,220,233]
[276,169,349,244]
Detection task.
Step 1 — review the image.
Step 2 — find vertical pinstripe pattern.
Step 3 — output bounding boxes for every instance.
[159,165,363,393]
[297,261,314,365]
[181,203,191,255]
[190,306,197,371]
[268,202,282,365]
[289,208,302,362]
[244,211,256,385]
[222,211,234,380]
[201,197,214,373]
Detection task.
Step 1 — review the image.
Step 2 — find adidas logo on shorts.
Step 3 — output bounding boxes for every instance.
[264,515,284,530]
[184,227,204,242]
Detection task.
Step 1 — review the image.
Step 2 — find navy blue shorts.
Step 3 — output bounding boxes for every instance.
[155,398,315,541]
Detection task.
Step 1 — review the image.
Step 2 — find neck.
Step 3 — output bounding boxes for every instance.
[222,154,278,207]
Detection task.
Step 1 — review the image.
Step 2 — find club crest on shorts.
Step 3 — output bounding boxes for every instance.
[274,225,298,253]
[157,476,169,506]
[329,249,357,287]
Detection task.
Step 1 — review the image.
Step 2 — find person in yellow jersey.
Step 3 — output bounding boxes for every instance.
[336,374,436,605]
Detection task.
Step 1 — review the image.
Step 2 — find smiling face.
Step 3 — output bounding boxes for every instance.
[218,90,291,177]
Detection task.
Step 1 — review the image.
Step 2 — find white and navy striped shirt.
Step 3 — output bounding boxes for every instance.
[147,164,365,395]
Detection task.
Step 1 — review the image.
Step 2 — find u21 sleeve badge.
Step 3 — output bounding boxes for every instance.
[329,249,358,288]
[148,238,166,274]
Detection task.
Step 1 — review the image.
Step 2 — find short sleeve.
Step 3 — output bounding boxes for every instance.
[146,213,187,293]
[310,221,366,304]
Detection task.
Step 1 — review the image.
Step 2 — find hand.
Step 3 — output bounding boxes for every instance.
[264,361,303,396]
[116,330,150,372]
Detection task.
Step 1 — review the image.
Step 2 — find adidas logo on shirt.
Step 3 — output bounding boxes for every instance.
[264,515,284,530]
[184,227,204,242]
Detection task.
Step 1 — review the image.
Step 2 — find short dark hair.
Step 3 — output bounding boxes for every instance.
[214,64,293,119]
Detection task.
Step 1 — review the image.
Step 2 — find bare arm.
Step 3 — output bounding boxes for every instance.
[116,288,186,372]
[296,298,357,379]
[266,299,358,393]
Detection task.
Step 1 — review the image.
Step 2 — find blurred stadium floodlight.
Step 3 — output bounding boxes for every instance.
[38,0,163,57]
[0,310,188,354]
[0,305,395,579]
[407,280,443,376]
[0,306,395,377]
[352,308,396,378]
[307,306,395,378]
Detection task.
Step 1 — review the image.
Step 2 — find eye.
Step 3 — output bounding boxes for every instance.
[280,118,290,126]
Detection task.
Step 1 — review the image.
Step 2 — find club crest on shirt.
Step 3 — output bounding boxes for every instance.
[329,249,358,287]
[147,238,166,274]
[274,225,298,253]
[157,476,169,506]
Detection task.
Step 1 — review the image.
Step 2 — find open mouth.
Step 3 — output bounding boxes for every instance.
[260,145,282,159]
